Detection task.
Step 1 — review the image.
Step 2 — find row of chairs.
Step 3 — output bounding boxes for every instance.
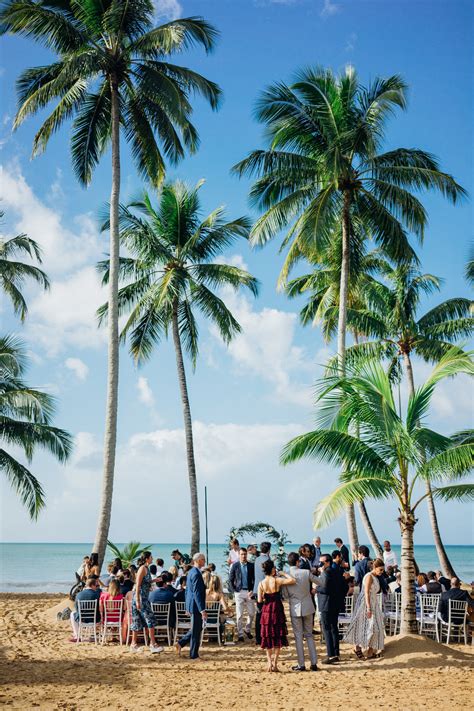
[333,592,470,644]
[75,599,224,646]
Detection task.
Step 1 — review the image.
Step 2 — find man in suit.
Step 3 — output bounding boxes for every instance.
[284,552,319,672]
[436,570,451,591]
[176,553,207,660]
[312,537,322,568]
[317,554,347,664]
[438,577,472,623]
[253,541,272,645]
[354,545,371,588]
[334,538,350,570]
[229,547,255,641]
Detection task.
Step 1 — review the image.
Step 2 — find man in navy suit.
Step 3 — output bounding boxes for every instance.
[176,552,207,660]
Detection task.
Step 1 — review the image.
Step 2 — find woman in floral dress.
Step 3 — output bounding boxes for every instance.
[130,551,162,654]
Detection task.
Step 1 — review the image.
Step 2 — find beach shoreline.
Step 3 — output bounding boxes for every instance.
[0,593,472,710]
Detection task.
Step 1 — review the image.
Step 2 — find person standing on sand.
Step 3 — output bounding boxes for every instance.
[130,551,163,654]
[284,552,319,672]
[343,558,385,660]
[176,552,208,661]
[258,559,295,672]
[253,542,272,645]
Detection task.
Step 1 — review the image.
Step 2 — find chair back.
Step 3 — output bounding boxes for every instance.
[342,595,354,616]
[205,601,221,625]
[152,602,171,627]
[103,598,123,623]
[78,598,99,624]
[448,599,468,625]
[176,601,189,623]
[419,594,439,618]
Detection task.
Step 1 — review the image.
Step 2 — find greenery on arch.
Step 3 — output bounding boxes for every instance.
[226,521,291,570]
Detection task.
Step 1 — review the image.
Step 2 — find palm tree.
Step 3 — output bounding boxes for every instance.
[466,245,474,286]
[0,210,49,320]
[0,0,221,566]
[281,350,474,633]
[233,65,466,558]
[286,233,387,556]
[339,264,473,575]
[0,334,73,518]
[97,181,259,553]
[107,540,150,569]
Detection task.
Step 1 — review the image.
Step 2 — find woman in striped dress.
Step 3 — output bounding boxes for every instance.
[343,558,385,659]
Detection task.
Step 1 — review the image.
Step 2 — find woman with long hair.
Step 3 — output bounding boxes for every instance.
[130,551,162,654]
[257,559,295,672]
[343,558,386,660]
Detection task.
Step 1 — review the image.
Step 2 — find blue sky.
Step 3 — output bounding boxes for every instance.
[0,0,472,546]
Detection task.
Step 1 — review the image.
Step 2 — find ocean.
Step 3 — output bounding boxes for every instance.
[1,542,473,593]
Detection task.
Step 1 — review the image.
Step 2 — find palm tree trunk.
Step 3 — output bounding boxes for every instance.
[338,189,359,561]
[353,334,382,557]
[402,352,456,577]
[358,501,383,558]
[171,299,200,555]
[92,75,121,568]
[399,508,418,634]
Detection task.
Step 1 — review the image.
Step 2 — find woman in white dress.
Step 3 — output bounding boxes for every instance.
[343,558,385,659]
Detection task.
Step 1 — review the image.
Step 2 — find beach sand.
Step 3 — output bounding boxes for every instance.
[0,594,472,710]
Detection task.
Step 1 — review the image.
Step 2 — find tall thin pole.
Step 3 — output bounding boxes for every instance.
[204,486,209,564]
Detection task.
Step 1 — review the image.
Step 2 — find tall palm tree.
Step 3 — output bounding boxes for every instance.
[97,181,259,553]
[0,0,221,566]
[281,350,474,633]
[0,210,49,320]
[286,233,387,556]
[233,65,466,558]
[466,245,474,286]
[0,334,73,518]
[340,264,473,575]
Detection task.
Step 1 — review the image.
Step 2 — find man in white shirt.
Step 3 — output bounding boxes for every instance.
[253,542,272,645]
[227,538,240,566]
[383,540,398,570]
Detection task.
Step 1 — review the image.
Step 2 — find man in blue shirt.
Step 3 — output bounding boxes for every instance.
[70,577,100,641]
[229,547,255,642]
[149,572,176,628]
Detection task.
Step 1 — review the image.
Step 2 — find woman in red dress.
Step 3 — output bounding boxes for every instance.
[257,559,296,672]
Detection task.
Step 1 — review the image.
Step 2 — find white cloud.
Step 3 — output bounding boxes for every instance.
[321,0,340,18]
[65,357,89,381]
[3,419,472,546]
[137,376,155,407]
[26,266,107,355]
[0,164,103,275]
[210,288,318,408]
[154,0,182,20]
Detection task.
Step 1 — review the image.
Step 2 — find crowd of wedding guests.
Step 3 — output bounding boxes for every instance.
[70,537,474,669]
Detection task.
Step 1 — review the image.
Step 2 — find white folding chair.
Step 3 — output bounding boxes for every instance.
[418,594,440,639]
[438,599,468,644]
[77,599,100,644]
[384,592,401,635]
[101,598,124,645]
[201,601,222,646]
[151,602,172,646]
[338,595,355,635]
[174,601,191,644]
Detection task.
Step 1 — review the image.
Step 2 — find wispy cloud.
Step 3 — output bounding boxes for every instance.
[154,0,182,20]
[137,376,155,407]
[345,32,357,52]
[65,357,89,381]
[320,0,340,18]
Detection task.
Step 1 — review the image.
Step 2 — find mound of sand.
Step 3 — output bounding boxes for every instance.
[381,633,473,668]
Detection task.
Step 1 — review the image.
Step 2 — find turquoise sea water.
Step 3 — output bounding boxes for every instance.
[0,542,473,593]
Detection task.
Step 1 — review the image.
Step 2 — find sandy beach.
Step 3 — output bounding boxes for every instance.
[0,594,472,710]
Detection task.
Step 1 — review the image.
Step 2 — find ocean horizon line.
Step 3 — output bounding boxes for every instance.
[1,541,473,547]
